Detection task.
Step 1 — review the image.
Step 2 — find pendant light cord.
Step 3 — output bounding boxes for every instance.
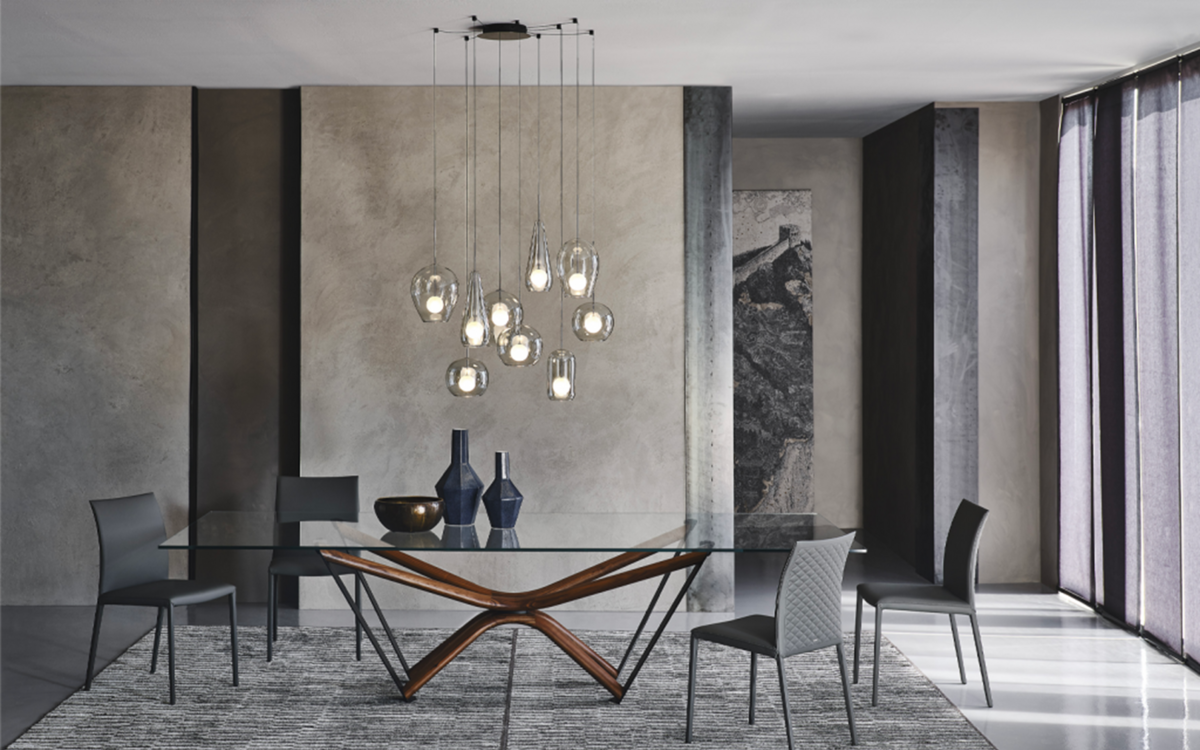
[559,25,565,348]
[472,34,478,272]
[464,35,470,358]
[497,36,503,292]
[591,30,596,308]
[432,29,438,267]
[575,20,580,242]
[517,38,523,304]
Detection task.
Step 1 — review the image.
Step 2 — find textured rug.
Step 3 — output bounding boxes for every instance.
[9,627,993,749]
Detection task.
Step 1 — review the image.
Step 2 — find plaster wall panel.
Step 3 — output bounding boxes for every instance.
[732,138,863,529]
[1,86,192,604]
[301,86,686,610]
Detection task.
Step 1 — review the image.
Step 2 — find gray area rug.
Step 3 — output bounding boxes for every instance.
[9,627,993,749]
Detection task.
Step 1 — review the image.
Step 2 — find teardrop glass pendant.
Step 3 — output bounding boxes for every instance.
[572,302,614,342]
[484,288,523,338]
[557,239,599,298]
[547,349,575,401]
[497,323,543,367]
[525,219,553,292]
[460,270,490,348]
[446,356,489,397]
[410,264,459,322]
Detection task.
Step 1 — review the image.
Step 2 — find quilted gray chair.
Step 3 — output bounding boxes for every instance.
[686,532,857,748]
[854,499,992,707]
[85,493,238,705]
[267,475,362,661]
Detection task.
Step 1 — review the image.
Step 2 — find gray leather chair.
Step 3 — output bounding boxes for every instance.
[267,476,362,662]
[686,532,857,748]
[85,493,238,705]
[854,499,992,707]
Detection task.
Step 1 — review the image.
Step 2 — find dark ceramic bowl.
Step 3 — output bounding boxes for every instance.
[374,496,444,533]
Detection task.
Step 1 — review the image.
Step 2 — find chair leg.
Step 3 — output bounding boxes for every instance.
[853,592,863,684]
[167,604,176,705]
[776,656,795,750]
[267,573,275,662]
[749,651,757,724]
[685,635,698,743]
[835,642,858,745]
[354,574,363,661]
[84,604,105,691]
[872,607,882,706]
[150,607,164,674]
[969,613,993,708]
[949,614,967,684]
[229,593,239,687]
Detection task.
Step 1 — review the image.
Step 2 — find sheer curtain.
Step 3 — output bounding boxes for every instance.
[1058,53,1199,664]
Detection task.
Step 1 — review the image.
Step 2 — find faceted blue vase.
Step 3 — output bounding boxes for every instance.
[482,452,523,529]
[435,429,484,525]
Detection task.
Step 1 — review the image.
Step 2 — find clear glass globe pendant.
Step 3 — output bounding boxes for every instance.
[572,302,614,342]
[446,356,489,397]
[547,349,575,401]
[526,220,553,292]
[557,239,598,298]
[411,264,459,322]
[497,324,543,367]
[484,288,522,338]
[460,270,490,348]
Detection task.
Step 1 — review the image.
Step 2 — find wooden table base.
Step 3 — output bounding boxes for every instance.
[321,546,710,702]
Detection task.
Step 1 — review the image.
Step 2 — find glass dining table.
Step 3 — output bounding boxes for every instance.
[163,511,861,704]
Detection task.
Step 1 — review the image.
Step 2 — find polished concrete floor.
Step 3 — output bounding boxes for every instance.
[4,546,1198,748]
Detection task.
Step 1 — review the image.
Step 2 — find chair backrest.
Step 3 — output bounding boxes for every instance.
[275,476,359,523]
[90,493,169,596]
[775,531,856,658]
[942,499,989,606]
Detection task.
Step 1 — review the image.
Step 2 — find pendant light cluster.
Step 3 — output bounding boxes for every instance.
[411,18,613,400]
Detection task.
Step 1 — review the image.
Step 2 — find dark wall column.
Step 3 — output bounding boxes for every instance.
[683,87,735,612]
[1038,95,1061,589]
[194,89,301,601]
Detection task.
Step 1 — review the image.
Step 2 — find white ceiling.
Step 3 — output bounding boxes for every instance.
[3,0,1198,136]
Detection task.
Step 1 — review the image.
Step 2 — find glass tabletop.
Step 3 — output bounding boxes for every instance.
[161,511,862,553]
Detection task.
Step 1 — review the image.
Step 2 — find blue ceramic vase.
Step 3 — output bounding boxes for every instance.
[482,452,523,529]
[435,429,484,525]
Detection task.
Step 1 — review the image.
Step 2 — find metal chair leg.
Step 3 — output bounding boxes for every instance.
[267,573,275,662]
[229,593,239,687]
[150,607,164,674]
[84,604,104,691]
[950,614,967,684]
[969,613,993,707]
[749,652,757,724]
[835,642,858,745]
[853,593,863,683]
[354,574,363,661]
[776,656,795,750]
[685,635,698,743]
[872,607,882,706]
[167,604,176,705]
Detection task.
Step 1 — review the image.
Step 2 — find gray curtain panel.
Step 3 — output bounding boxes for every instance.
[1180,54,1200,666]
[1134,64,1182,655]
[1057,97,1096,603]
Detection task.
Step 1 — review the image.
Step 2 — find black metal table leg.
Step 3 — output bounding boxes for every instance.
[324,557,411,699]
[355,572,410,674]
[617,551,682,675]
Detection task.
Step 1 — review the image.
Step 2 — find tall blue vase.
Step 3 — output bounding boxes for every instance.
[435,429,483,525]
[482,451,523,529]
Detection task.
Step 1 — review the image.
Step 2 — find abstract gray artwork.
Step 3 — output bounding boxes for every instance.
[733,190,814,513]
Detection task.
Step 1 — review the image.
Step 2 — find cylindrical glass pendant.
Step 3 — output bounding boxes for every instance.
[572,302,614,342]
[525,219,553,292]
[547,349,575,401]
[410,264,459,322]
[484,288,523,337]
[446,356,489,397]
[557,239,599,298]
[497,323,543,367]
[460,270,490,348]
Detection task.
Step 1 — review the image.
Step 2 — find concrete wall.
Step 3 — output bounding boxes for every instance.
[1,87,192,604]
[941,102,1043,583]
[731,139,863,529]
[300,86,687,610]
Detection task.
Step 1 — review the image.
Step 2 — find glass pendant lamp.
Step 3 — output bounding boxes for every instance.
[446,356,489,397]
[572,301,613,341]
[556,239,598,298]
[547,348,575,401]
[525,35,553,293]
[497,323,543,366]
[461,270,490,347]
